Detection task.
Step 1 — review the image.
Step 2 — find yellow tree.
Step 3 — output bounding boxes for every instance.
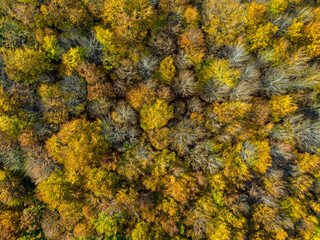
[62,46,87,75]
[178,28,205,66]
[2,47,51,85]
[267,0,288,17]
[126,82,155,110]
[246,22,278,52]
[157,56,176,85]
[94,25,128,69]
[203,0,246,47]
[140,99,174,130]
[269,95,297,121]
[38,83,69,125]
[46,119,108,178]
[197,58,240,88]
[101,0,154,42]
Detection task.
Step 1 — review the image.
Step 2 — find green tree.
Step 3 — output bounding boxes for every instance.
[93,212,124,238]
[0,114,28,140]
[41,34,62,60]
[132,221,149,240]
[267,0,288,16]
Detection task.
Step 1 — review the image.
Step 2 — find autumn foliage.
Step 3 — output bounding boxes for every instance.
[0,0,320,239]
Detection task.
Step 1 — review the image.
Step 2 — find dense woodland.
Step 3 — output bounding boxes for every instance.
[0,0,320,239]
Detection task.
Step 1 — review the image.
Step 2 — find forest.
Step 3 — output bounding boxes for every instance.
[0,0,320,239]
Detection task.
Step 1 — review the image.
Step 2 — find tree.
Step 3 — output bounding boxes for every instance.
[94,25,127,70]
[0,114,28,140]
[246,22,278,52]
[280,197,307,223]
[147,127,170,150]
[93,212,124,238]
[262,68,289,97]
[202,0,245,47]
[126,83,156,110]
[111,101,137,125]
[140,99,174,130]
[172,70,196,97]
[164,173,198,204]
[294,121,320,154]
[178,28,205,66]
[157,56,176,85]
[2,48,51,85]
[212,101,252,124]
[267,0,288,17]
[149,31,175,57]
[132,221,149,240]
[184,195,215,240]
[85,168,118,198]
[60,74,87,117]
[62,46,87,75]
[101,0,154,42]
[39,0,92,30]
[197,58,240,89]
[40,210,63,239]
[240,140,272,174]
[286,18,305,44]
[82,0,104,18]
[0,209,21,239]
[269,95,298,121]
[46,119,108,175]
[41,34,62,60]
[274,38,291,65]
[38,83,69,125]
[0,87,20,114]
[73,219,95,239]
[245,2,267,27]
[151,149,177,178]
[218,143,252,188]
[184,6,200,28]
[251,203,287,239]
[0,168,26,206]
[170,119,208,156]
[295,152,320,174]
[77,62,106,85]
[117,144,154,180]
[158,0,189,13]
[305,21,320,57]
[37,170,77,210]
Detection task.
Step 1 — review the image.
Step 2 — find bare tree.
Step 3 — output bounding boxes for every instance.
[138,54,159,79]
[225,44,250,68]
[169,119,209,156]
[172,70,196,97]
[149,31,175,56]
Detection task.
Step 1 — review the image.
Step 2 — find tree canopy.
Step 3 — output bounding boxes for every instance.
[0,0,320,239]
